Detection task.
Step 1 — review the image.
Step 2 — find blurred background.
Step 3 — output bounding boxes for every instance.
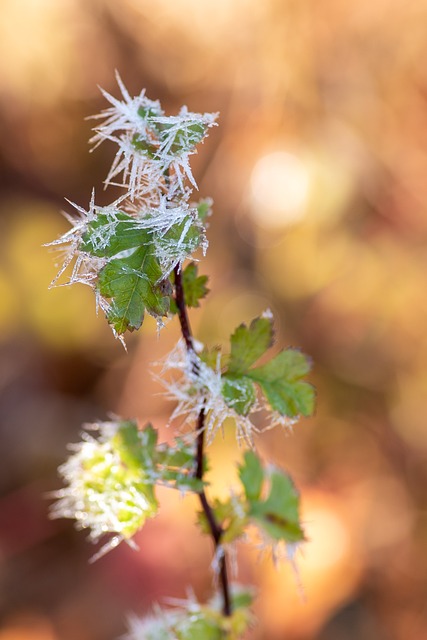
[1,0,427,638]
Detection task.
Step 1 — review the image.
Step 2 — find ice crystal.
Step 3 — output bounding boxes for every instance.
[46,191,102,288]
[90,71,218,202]
[159,340,259,446]
[131,196,207,277]
[49,421,158,560]
[46,192,133,288]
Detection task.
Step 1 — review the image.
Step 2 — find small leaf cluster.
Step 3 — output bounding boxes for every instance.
[198,451,305,551]
[221,314,315,418]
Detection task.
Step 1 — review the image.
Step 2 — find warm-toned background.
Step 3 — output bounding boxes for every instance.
[1,1,427,638]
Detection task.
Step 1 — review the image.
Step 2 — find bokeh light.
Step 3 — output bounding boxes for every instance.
[250,151,311,228]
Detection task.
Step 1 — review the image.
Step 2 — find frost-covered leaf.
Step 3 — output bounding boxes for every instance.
[157,116,211,158]
[50,420,159,555]
[248,349,315,417]
[80,210,148,258]
[221,376,256,415]
[228,315,274,375]
[51,421,207,559]
[98,244,170,334]
[154,217,203,274]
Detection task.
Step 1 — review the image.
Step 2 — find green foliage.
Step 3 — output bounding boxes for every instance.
[80,210,148,257]
[79,210,172,334]
[228,316,274,375]
[121,422,205,494]
[169,262,209,313]
[220,313,315,419]
[98,245,170,334]
[221,376,257,415]
[198,451,304,549]
[247,349,314,417]
[239,451,305,544]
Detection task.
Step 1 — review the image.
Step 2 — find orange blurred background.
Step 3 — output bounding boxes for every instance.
[1,0,427,638]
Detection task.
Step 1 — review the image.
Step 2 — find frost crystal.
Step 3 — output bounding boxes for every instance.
[49,421,158,560]
[90,71,218,202]
[159,340,259,446]
[131,196,208,277]
[46,191,104,288]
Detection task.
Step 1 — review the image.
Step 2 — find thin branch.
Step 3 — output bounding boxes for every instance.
[173,266,231,617]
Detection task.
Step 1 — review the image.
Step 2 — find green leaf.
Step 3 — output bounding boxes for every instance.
[110,422,205,494]
[169,262,209,314]
[112,421,157,472]
[196,198,212,222]
[98,244,170,334]
[248,349,315,417]
[238,451,263,502]
[248,469,304,543]
[221,376,256,415]
[80,211,148,258]
[228,315,274,375]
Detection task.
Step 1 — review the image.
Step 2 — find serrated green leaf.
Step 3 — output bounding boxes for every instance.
[112,421,157,472]
[222,376,256,415]
[249,470,304,543]
[169,262,209,314]
[80,211,149,258]
[98,244,169,334]
[238,451,263,502]
[253,349,312,380]
[228,315,274,375]
[248,349,315,417]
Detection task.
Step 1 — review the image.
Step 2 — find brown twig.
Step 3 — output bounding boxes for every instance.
[173,266,231,617]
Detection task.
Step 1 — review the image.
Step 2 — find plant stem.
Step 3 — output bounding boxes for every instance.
[173,266,231,617]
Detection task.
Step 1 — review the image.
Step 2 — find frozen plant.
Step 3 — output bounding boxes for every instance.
[48,74,315,639]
